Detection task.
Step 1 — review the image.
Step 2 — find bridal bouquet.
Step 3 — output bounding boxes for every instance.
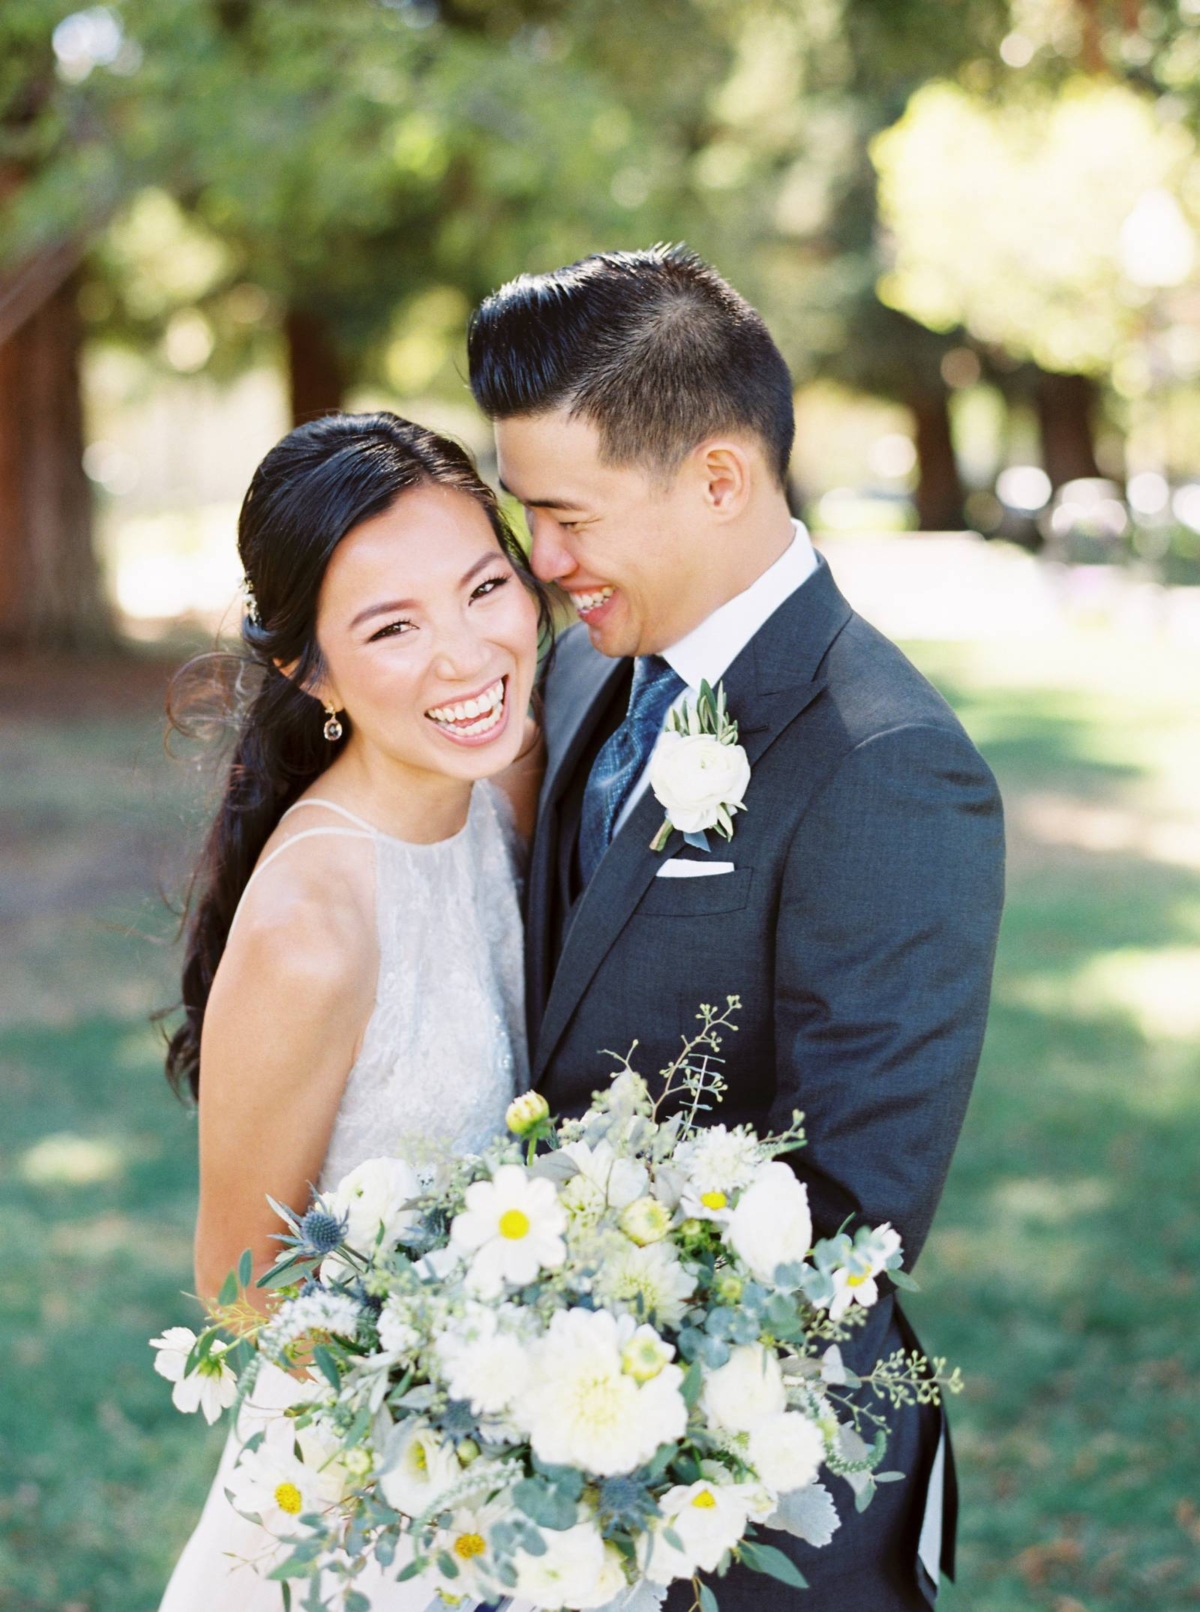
[152,1000,959,1611]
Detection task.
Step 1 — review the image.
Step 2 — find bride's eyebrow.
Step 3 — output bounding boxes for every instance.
[348,554,502,630]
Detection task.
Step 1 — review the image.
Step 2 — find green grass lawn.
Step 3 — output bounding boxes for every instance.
[1,629,1197,1612]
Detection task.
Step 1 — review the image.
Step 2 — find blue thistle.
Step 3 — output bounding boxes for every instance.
[297,1204,349,1256]
[597,1473,656,1529]
[437,1398,478,1439]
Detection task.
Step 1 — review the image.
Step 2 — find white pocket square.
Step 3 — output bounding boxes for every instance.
[655,860,736,879]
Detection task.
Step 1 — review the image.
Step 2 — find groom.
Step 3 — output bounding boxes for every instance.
[468,246,1004,1611]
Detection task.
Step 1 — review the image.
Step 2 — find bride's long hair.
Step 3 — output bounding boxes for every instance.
[162,411,551,1102]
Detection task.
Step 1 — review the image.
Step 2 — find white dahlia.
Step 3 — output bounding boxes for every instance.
[437,1302,535,1417]
[594,1241,695,1329]
[516,1308,686,1476]
[673,1124,763,1200]
[449,1164,567,1297]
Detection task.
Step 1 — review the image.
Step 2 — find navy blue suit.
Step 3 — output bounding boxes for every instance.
[527,558,1005,1608]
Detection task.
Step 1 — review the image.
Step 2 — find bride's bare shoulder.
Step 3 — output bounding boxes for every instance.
[214,814,377,1008]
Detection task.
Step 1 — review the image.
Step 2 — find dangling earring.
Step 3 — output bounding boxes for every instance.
[323,703,344,742]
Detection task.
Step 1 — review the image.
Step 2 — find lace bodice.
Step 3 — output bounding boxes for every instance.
[235,784,528,1191]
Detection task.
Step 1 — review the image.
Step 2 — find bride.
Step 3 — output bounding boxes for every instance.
[157,411,549,1609]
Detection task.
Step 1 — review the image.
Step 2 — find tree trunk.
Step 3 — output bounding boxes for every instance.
[0,270,110,649]
[1036,370,1100,488]
[284,308,347,426]
[909,389,965,530]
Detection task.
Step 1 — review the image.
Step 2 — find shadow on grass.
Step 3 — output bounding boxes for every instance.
[919,859,1200,1611]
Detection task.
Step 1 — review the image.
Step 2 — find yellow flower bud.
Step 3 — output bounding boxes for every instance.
[618,1196,672,1247]
[505,1090,551,1137]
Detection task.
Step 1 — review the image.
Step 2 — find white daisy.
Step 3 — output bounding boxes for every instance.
[149,1327,238,1424]
[449,1164,567,1297]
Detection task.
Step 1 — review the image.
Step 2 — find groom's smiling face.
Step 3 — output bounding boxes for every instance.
[496,407,751,660]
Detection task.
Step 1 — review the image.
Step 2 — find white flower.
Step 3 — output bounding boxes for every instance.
[640,1478,755,1582]
[516,1308,686,1476]
[324,1156,422,1258]
[437,1302,535,1416]
[725,1161,812,1286]
[827,1223,903,1320]
[507,1090,551,1137]
[377,1420,462,1519]
[450,1163,567,1297]
[515,1520,626,1610]
[377,1297,421,1359]
[561,1140,648,1210]
[226,1426,341,1535]
[673,1125,763,1200]
[700,1344,786,1434]
[150,1327,238,1424]
[618,1196,673,1246]
[619,1320,676,1383]
[747,1411,825,1492]
[649,731,751,835]
[559,1173,607,1229]
[594,1241,695,1329]
[828,1266,879,1319]
[428,1495,510,1602]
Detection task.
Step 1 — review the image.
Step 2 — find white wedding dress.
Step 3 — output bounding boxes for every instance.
[159,782,528,1612]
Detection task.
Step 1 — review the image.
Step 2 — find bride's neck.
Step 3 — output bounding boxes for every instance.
[315,740,473,844]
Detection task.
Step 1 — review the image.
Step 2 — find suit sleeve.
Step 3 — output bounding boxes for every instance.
[771,721,1005,1268]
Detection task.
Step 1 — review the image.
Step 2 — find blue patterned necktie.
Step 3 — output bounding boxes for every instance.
[578,655,687,886]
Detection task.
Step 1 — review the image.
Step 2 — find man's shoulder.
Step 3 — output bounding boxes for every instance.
[813,608,978,756]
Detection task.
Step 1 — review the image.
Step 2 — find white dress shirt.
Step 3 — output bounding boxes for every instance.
[614,518,819,834]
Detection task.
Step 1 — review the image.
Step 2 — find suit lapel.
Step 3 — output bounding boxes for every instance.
[533,557,855,1082]
[526,636,627,1038]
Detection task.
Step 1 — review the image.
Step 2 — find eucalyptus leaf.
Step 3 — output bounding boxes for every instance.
[218,1269,238,1307]
[698,1583,720,1612]
[238,1247,253,1288]
[312,1345,341,1390]
[889,1269,921,1292]
[740,1540,808,1589]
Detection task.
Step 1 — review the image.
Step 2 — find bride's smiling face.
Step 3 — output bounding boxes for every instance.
[312,482,539,783]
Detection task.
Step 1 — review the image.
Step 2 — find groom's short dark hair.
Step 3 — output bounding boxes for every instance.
[467,245,795,486]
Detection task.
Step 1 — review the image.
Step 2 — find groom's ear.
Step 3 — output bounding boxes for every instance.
[695,439,754,520]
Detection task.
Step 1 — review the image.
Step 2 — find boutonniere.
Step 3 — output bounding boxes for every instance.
[648,679,751,853]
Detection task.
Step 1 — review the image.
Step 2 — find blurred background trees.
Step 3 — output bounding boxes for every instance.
[4,0,1200,647]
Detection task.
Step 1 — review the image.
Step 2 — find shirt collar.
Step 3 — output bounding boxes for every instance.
[661,519,819,693]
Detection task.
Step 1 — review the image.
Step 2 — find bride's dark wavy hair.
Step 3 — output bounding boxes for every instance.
[162,411,552,1102]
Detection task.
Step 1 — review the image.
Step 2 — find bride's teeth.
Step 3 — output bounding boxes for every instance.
[426,678,507,736]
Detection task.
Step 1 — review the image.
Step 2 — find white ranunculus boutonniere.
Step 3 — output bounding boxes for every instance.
[648,679,751,853]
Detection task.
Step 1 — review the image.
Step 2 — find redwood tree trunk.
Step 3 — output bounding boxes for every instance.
[0,270,109,649]
[909,389,965,530]
[284,308,347,425]
[1036,370,1100,488]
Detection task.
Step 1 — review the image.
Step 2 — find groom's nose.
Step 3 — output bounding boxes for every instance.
[528,513,576,583]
